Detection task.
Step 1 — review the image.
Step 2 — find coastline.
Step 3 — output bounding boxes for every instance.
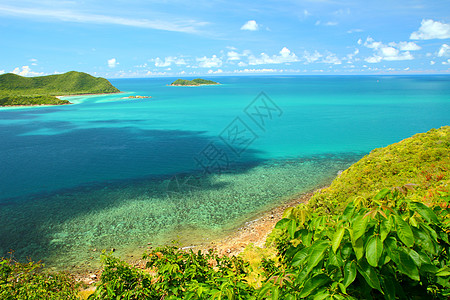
[0,92,124,108]
[56,91,124,98]
[0,103,71,108]
[74,187,323,285]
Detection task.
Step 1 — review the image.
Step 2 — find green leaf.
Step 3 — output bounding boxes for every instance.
[412,226,437,255]
[436,266,450,277]
[299,274,330,298]
[380,219,391,242]
[291,247,310,267]
[257,284,272,299]
[341,242,353,260]
[406,248,421,268]
[394,215,414,247]
[288,219,297,239]
[357,259,382,292]
[282,207,294,219]
[313,292,331,300]
[374,188,391,200]
[353,237,364,261]
[352,215,369,242]
[275,218,290,230]
[366,236,383,267]
[327,248,343,268]
[343,261,357,288]
[332,227,345,253]
[342,202,356,220]
[396,248,420,281]
[411,202,439,223]
[305,241,330,274]
[271,286,280,300]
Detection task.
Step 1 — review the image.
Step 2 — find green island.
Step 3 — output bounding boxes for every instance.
[1,126,449,299]
[170,78,220,86]
[0,71,120,107]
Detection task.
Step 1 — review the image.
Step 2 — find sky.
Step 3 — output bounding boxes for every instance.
[1,0,450,78]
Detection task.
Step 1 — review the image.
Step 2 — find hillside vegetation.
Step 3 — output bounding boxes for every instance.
[170,78,219,86]
[307,126,450,214]
[1,127,449,299]
[0,71,120,106]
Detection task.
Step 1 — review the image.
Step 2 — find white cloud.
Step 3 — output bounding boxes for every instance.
[235,68,278,73]
[303,10,311,17]
[241,20,259,31]
[430,61,436,65]
[248,47,299,65]
[442,59,450,65]
[364,37,383,49]
[0,4,206,34]
[208,69,223,74]
[227,51,241,61]
[365,56,382,63]
[410,19,450,40]
[345,48,359,62]
[324,21,338,26]
[0,70,5,74]
[389,41,421,51]
[153,56,187,67]
[363,37,414,63]
[303,51,322,63]
[322,53,341,64]
[108,58,117,68]
[438,44,450,57]
[196,55,222,68]
[238,61,247,67]
[12,66,44,76]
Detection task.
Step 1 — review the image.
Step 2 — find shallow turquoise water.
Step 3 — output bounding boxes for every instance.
[0,75,449,269]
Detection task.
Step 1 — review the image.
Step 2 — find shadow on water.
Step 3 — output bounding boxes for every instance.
[0,120,274,267]
[0,108,362,270]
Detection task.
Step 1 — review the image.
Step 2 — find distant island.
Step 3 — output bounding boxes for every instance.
[170,78,219,86]
[0,71,120,107]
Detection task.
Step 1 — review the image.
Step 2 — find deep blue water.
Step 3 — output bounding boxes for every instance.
[0,75,449,269]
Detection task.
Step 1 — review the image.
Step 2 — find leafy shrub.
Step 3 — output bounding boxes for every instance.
[262,189,450,299]
[0,256,79,300]
[89,245,255,299]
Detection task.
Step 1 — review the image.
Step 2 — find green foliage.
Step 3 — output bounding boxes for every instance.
[0,94,70,106]
[171,78,219,86]
[308,126,450,214]
[265,189,450,299]
[0,71,120,106]
[89,245,255,299]
[0,256,79,299]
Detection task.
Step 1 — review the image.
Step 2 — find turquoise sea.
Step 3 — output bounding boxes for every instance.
[0,75,449,271]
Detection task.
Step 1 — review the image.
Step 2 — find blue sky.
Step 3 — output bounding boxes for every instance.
[1,0,450,78]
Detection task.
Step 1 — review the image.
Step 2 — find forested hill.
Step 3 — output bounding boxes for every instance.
[0,71,119,95]
[0,71,120,106]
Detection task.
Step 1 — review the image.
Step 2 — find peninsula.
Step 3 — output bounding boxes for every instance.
[170,78,219,86]
[0,71,120,107]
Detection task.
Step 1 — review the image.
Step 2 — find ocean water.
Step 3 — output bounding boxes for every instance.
[0,75,449,271]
